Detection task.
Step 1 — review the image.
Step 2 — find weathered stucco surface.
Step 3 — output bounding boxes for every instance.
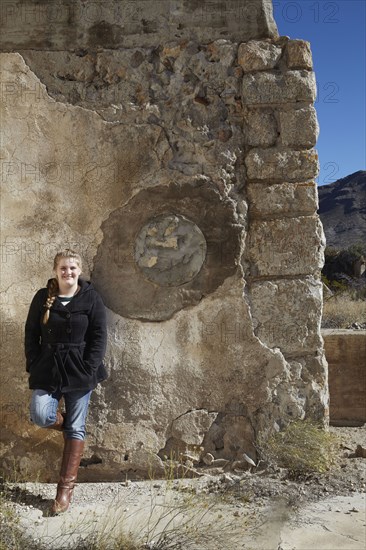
[0,0,278,50]
[0,1,328,481]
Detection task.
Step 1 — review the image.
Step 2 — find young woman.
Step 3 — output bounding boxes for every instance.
[24,249,107,514]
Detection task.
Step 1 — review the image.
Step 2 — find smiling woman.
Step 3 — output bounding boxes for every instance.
[42,252,83,325]
[55,257,82,291]
[24,249,108,515]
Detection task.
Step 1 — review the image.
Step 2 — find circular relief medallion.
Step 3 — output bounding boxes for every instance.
[134,214,207,286]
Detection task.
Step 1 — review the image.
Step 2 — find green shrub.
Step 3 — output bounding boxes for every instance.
[322,243,365,290]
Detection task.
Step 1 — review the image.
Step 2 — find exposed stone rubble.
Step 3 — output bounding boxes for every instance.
[0,1,327,481]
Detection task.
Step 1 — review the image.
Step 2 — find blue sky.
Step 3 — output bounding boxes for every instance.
[272,0,366,185]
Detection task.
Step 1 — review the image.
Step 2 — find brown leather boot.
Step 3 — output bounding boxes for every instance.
[51,439,84,514]
[44,411,65,432]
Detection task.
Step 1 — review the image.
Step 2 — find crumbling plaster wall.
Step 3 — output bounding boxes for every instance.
[0,0,328,481]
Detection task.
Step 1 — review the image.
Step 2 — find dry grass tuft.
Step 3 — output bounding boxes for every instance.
[259,420,339,477]
[322,294,366,328]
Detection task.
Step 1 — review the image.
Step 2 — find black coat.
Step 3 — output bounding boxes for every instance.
[25,279,108,393]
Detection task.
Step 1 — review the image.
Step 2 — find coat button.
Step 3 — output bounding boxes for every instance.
[66,313,71,319]
[66,328,72,334]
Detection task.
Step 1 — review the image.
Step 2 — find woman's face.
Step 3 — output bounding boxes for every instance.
[54,257,81,288]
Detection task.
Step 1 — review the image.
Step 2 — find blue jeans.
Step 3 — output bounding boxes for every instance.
[30,389,92,440]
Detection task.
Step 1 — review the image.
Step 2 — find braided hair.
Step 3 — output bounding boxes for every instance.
[42,277,59,325]
[42,249,82,325]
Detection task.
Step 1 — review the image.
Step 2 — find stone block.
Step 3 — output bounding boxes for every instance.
[243,108,277,146]
[287,354,329,423]
[279,106,319,147]
[248,216,324,277]
[170,410,218,446]
[242,70,317,104]
[238,40,282,72]
[250,277,323,355]
[245,148,319,181]
[286,40,313,70]
[247,182,318,217]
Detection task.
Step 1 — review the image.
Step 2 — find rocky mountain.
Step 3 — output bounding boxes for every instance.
[318,170,366,250]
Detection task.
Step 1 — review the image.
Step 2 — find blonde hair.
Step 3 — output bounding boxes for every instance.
[42,249,82,325]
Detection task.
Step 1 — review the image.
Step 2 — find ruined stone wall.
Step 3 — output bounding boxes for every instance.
[323,330,366,426]
[0,1,328,481]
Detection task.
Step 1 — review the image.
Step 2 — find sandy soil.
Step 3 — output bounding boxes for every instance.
[1,426,365,549]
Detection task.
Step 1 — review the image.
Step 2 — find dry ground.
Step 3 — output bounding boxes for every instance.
[1,426,365,550]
